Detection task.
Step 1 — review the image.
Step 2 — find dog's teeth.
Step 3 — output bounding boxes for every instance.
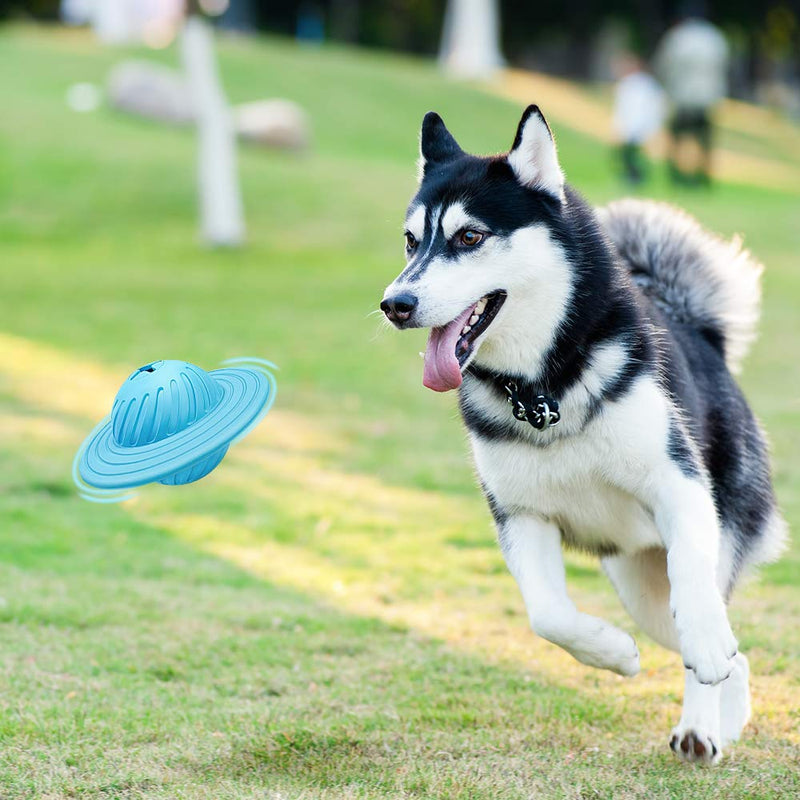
[419,352,425,358]
[469,314,479,325]
[475,298,487,313]
[462,325,471,334]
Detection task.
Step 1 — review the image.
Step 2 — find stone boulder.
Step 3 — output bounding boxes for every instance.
[234,99,310,151]
[107,61,312,152]
[107,60,194,125]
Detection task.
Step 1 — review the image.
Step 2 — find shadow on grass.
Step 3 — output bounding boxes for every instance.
[1,419,627,799]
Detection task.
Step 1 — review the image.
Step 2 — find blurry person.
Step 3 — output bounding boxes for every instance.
[654,3,730,185]
[61,0,93,25]
[612,53,665,185]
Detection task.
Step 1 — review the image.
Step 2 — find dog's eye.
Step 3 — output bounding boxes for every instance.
[459,230,483,247]
[405,232,417,250]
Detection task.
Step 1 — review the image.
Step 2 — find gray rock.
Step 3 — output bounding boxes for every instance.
[107,60,194,125]
[107,61,312,152]
[234,99,311,151]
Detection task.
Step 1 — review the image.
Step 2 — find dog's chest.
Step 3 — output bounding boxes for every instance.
[472,434,663,555]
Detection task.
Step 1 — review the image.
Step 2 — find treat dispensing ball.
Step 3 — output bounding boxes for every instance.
[74,358,276,501]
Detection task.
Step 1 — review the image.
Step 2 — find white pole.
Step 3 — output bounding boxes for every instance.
[439,0,504,80]
[181,14,245,247]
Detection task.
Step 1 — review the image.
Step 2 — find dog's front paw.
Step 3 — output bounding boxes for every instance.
[676,607,737,685]
[601,629,640,677]
[670,725,722,765]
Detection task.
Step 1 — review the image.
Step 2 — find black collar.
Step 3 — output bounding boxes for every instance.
[465,365,561,431]
[502,380,561,431]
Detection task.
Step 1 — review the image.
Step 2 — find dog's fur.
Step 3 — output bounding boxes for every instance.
[380,106,787,763]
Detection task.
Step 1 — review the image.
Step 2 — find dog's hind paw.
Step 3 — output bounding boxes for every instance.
[669,726,722,765]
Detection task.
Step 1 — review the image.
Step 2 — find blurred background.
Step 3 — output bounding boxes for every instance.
[1,2,798,798]
[4,0,800,96]
[5,0,800,95]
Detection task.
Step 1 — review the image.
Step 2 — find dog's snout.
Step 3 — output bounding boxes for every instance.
[380,292,418,324]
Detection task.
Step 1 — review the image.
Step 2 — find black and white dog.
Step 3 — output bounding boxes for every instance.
[380,106,786,763]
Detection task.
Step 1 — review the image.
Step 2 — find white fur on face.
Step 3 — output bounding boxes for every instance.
[470,225,574,375]
[441,202,483,240]
[418,205,442,264]
[384,222,574,377]
[404,204,426,242]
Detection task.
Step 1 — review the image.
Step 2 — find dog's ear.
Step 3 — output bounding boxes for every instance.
[418,112,463,179]
[507,105,564,200]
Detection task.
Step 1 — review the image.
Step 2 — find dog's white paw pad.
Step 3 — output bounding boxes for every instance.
[669,728,721,765]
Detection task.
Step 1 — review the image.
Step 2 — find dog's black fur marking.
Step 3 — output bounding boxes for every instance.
[667,421,702,480]
[481,482,509,529]
[654,311,777,587]
[459,386,519,442]
[560,525,620,558]
[420,111,464,170]
[511,105,551,150]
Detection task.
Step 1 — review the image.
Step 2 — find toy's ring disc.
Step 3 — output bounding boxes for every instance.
[79,368,271,490]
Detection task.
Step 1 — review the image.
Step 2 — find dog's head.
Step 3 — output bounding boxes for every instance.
[381,105,572,392]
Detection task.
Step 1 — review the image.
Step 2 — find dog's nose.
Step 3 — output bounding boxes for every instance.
[380,293,418,324]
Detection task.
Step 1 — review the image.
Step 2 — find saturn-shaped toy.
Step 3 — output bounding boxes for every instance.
[74,357,276,501]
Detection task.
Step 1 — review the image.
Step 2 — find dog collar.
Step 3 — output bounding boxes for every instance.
[503,380,561,431]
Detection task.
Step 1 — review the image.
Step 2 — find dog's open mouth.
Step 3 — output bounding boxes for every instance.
[423,291,507,392]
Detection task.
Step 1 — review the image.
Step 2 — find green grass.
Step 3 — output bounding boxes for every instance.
[0,23,798,799]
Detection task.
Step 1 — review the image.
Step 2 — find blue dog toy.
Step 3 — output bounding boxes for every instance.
[74,357,276,502]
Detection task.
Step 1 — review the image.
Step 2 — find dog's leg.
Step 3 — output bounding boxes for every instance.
[499,514,640,676]
[602,548,680,652]
[670,668,723,764]
[603,549,749,760]
[671,655,750,763]
[651,475,738,686]
[719,652,751,746]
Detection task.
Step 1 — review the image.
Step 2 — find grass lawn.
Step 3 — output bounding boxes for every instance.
[1,23,798,800]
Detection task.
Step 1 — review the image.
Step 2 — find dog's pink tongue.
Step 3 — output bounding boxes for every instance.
[423,309,472,392]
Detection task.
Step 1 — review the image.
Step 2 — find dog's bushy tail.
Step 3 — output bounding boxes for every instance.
[598,199,762,374]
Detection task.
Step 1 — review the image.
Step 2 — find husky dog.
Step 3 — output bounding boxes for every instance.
[380,106,786,763]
